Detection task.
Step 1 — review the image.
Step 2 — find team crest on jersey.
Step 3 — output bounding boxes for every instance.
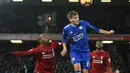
[70,31,73,34]
[101,56,103,59]
[92,56,95,58]
[79,26,83,30]
[42,52,45,54]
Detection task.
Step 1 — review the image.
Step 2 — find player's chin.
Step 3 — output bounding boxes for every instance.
[75,22,79,25]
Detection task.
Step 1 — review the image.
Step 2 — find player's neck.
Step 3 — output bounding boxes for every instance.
[96,49,103,53]
[70,23,77,27]
[41,42,50,46]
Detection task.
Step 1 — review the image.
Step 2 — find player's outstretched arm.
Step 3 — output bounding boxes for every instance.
[11,47,41,57]
[99,29,114,34]
[83,21,114,34]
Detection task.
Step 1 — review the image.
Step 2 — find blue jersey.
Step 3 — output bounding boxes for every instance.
[62,20,100,52]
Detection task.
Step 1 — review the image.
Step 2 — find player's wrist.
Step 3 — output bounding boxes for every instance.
[63,48,67,50]
[63,46,67,50]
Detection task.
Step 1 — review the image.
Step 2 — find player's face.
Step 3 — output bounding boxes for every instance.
[38,36,49,44]
[95,41,103,49]
[70,15,79,25]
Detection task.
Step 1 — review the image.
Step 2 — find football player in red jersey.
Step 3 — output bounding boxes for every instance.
[10,34,62,73]
[90,41,113,73]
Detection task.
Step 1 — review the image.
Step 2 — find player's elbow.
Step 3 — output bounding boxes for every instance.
[95,28,100,33]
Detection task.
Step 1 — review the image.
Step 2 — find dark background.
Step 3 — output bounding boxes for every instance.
[0,0,130,73]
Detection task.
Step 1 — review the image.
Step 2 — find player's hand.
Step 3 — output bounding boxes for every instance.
[109,30,114,34]
[61,48,67,57]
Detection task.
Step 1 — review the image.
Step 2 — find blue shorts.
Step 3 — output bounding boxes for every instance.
[70,51,90,70]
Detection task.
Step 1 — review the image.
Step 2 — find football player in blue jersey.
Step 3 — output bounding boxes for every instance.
[61,11,114,73]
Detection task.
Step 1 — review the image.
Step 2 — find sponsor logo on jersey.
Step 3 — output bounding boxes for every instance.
[70,31,73,34]
[93,60,103,64]
[42,49,55,59]
[73,33,84,42]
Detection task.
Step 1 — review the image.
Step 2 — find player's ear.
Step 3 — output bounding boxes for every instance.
[68,18,72,22]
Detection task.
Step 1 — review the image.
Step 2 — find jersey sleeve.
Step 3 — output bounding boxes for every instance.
[51,42,58,47]
[11,47,41,57]
[62,28,68,44]
[105,52,113,73]
[82,21,100,33]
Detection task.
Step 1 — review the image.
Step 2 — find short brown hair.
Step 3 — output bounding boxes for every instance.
[38,34,49,40]
[67,11,78,19]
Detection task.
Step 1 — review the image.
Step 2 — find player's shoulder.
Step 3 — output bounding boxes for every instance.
[36,44,42,48]
[90,52,93,55]
[79,20,90,26]
[92,50,97,53]
[79,20,89,24]
[35,44,43,50]
[98,50,107,53]
[63,24,71,30]
[50,41,59,47]
[51,41,58,44]
[102,51,109,55]
[90,50,96,54]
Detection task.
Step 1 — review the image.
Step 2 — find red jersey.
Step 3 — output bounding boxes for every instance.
[90,50,113,73]
[11,42,60,73]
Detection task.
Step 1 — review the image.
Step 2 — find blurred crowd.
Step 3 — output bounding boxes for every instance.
[54,56,73,73]
[0,50,128,73]
[111,53,126,73]
[0,23,59,33]
[0,51,34,73]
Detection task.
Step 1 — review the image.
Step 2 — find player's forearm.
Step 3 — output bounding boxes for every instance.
[99,29,111,34]
[63,43,67,50]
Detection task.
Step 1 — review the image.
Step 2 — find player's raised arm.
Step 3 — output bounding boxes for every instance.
[99,29,114,34]
[61,28,67,56]
[11,47,41,57]
[83,21,114,34]
[106,53,113,73]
